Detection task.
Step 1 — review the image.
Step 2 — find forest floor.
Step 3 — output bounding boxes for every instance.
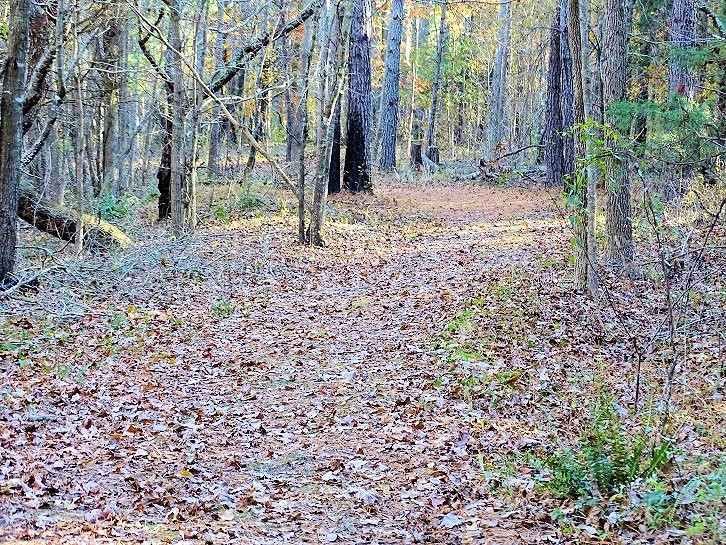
[0,179,723,544]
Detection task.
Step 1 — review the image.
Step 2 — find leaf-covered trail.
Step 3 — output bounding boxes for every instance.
[2,184,563,543]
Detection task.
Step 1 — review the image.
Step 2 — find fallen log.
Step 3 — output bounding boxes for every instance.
[18,189,132,249]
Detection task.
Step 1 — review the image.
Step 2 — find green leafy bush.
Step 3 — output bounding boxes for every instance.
[98,193,134,220]
[547,396,673,498]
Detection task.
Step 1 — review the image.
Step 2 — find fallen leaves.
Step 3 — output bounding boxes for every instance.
[1,182,721,544]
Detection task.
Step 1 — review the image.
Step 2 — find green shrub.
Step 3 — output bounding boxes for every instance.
[547,396,673,498]
[98,193,135,220]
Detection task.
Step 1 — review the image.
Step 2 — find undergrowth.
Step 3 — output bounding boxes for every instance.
[545,395,673,499]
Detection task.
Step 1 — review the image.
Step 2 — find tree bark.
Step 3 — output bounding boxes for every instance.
[567,0,596,293]
[544,7,564,188]
[487,0,511,153]
[560,0,575,185]
[603,0,634,268]
[168,0,191,237]
[374,0,404,172]
[342,0,373,192]
[669,0,696,98]
[424,1,446,163]
[207,0,225,182]
[0,0,30,283]
[311,0,349,244]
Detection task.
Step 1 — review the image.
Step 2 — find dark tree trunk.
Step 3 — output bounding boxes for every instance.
[544,7,564,188]
[157,93,173,220]
[410,142,423,168]
[0,0,30,284]
[560,0,575,184]
[328,99,342,194]
[343,0,373,192]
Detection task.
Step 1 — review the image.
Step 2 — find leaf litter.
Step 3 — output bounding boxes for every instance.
[0,181,723,544]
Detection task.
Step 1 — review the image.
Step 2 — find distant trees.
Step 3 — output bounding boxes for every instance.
[0,0,722,286]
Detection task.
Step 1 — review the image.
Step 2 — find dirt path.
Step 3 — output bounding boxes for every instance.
[1,184,562,544]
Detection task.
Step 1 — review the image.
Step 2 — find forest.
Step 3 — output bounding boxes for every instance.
[0,0,724,542]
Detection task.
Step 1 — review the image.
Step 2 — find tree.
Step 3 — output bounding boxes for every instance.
[328,100,342,194]
[311,0,349,243]
[487,0,511,153]
[374,0,404,172]
[669,0,696,98]
[167,0,192,237]
[207,0,226,183]
[560,0,575,186]
[567,0,596,293]
[424,0,447,164]
[295,17,317,242]
[603,0,634,268]
[0,0,30,285]
[544,6,564,188]
[343,0,373,192]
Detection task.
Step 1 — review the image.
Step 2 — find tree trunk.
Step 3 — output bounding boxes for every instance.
[0,0,30,284]
[342,0,373,192]
[544,7,564,188]
[560,0,575,184]
[374,0,404,171]
[567,0,596,293]
[157,96,173,220]
[244,49,270,181]
[296,17,317,243]
[207,0,225,182]
[603,0,634,268]
[117,15,131,193]
[406,17,418,160]
[487,0,511,153]
[328,99,342,193]
[168,0,190,236]
[18,189,131,249]
[669,0,696,98]
[424,1,446,162]
[311,0,348,245]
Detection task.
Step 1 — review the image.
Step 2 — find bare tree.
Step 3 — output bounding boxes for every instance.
[310,0,349,243]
